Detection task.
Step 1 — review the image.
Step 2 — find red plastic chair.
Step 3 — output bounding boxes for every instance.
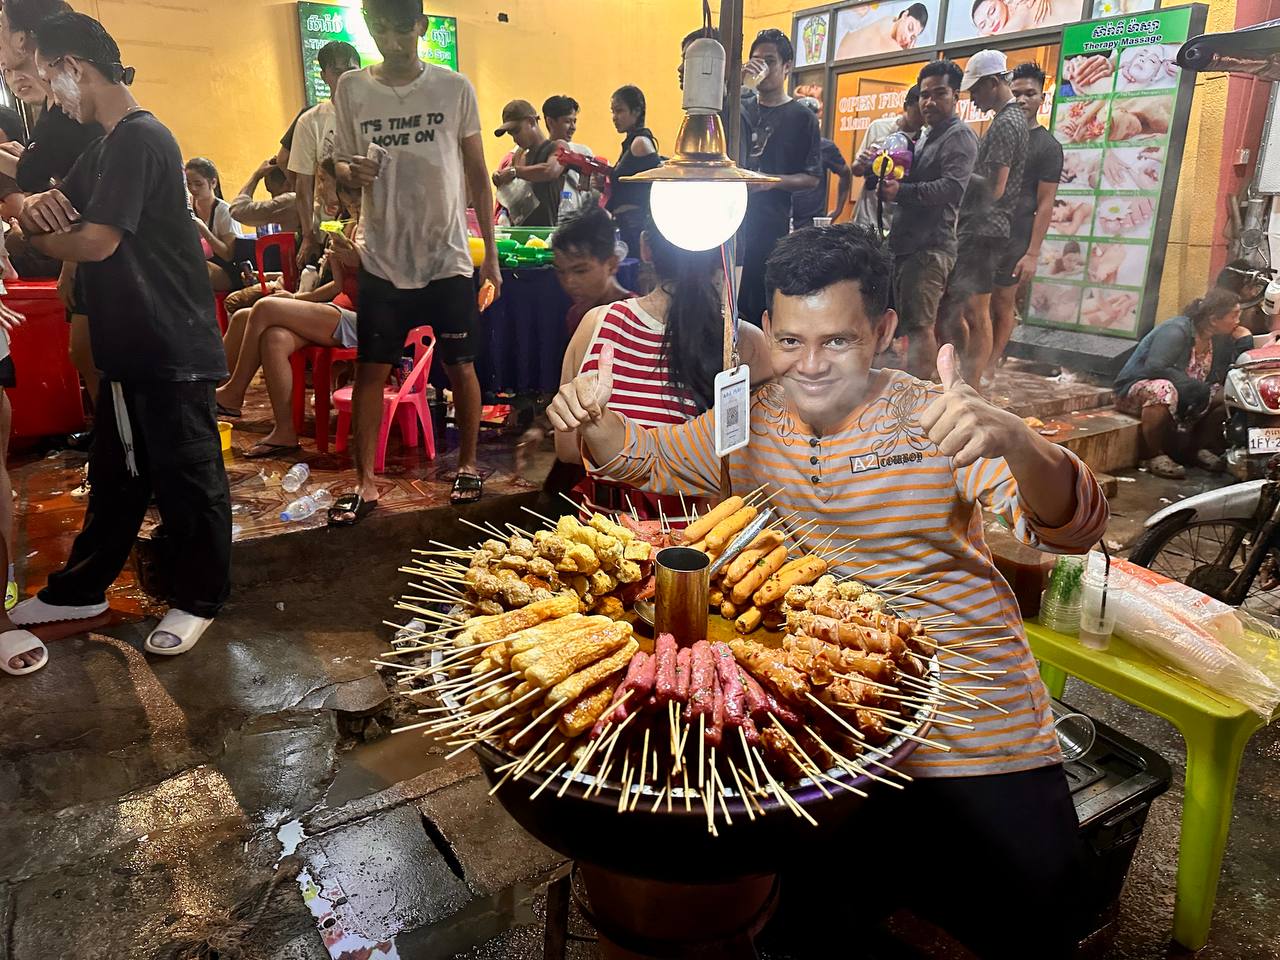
[214,292,229,335]
[255,233,298,294]
[289,344,358,453]
[333,326,437,472]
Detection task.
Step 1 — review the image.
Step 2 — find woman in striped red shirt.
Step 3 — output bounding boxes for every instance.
[550,223,1107,958]
[554,216,771,518]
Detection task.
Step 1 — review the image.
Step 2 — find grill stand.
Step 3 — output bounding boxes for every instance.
[556,864,778,959]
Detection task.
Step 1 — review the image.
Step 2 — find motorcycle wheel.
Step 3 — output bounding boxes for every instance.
[1129,515,1280,621]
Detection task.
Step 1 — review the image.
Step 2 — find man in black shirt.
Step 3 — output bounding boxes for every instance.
[492,99,564,227]
[937,49,1028,382]
[881,60,978,380]
[11,12,230,656]
[791,96,852,230]
[738,28,820,327]
[990,62,1063,378]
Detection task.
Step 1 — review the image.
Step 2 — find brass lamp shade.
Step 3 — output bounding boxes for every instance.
[620,112,778,184]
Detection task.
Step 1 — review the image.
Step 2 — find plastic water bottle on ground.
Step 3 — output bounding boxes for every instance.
[281,494,322,522]
[311,488,333,509]
[281,463,310,493]
[395,618,429,643]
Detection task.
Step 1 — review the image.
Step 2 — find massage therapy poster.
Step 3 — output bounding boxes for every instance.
[1027,4,1206,340]
[297,2,459,107]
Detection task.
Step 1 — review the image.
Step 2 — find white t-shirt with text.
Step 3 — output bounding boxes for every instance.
[332,64,480,289]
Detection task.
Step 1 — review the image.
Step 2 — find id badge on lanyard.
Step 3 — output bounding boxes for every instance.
[714,364,750,457]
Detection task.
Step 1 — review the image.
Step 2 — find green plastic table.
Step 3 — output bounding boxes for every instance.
[1027,621,1268,951]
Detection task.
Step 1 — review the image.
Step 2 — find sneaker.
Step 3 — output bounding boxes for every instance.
[1195,449,1227,474]
[1142,454,1186,480]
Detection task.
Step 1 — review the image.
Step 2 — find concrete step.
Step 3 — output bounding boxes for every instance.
[1035,406,1141,476]
[988,367,1115,420]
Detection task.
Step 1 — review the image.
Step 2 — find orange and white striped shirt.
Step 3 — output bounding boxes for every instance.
[590,370,1109,777]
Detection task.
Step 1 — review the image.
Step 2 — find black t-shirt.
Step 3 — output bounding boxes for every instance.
[1011,126,1064,240]
[524,137,561,227]
[61,111,227,382]
[0,106,26,146]
[16,103,103,193]
[792,138,847,223]
[741,98,821,238]
[280,107,307,151]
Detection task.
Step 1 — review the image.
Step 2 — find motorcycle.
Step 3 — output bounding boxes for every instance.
[1125,22,1280,619]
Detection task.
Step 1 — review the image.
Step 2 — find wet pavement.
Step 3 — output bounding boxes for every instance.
[2,384,1280,960]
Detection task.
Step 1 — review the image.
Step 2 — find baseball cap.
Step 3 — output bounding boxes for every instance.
[960,49,1008,91]
[494,99,538,137]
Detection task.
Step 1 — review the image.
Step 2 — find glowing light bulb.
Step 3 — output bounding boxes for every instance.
[649,180,749,251]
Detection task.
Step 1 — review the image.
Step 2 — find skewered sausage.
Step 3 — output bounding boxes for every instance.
[754,556,828,607]
[707,671,726,748]
[728,638,811,705]
[723,530,785,585]
[712,642,747,725]
[654,632,678,702]
[677,496,744,545]
[687,641,716,720]
[739,669,770,716]
[704,506,758,554]
[675,647,692,700]
[730,545,790,605]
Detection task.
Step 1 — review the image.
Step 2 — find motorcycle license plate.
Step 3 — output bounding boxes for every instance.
[1247,427,1280,453]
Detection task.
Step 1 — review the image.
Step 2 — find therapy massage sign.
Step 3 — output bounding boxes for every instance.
[1028,5,1199,340]
[298,2,459,107]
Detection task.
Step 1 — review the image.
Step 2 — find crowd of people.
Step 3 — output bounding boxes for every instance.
[0,0,1253,667]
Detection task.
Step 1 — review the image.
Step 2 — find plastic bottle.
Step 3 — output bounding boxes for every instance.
[311,488,333,509]
[281,494,322,522]
[395,618,428,643]
[298,264,319,294]
[281,463,310,493]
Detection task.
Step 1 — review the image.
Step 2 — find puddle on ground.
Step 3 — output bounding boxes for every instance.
[323,730,456,810]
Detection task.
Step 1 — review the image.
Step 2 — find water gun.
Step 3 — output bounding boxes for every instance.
[555,146,614,207]
[865,132,914,235]
[868,132,914,183]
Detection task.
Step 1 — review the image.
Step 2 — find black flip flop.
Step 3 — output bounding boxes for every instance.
[450,473,484,505]
[243,442,301,460]
[216,403,242,419]
[327,494,378,527]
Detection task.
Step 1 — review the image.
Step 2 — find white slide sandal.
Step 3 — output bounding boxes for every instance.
[144,609,214,656]
[1,629,48,676]
[9,596,109,627]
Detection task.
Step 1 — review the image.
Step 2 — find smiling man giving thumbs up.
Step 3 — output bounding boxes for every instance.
[550,223,1108,958]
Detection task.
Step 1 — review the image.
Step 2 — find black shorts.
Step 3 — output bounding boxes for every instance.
[0,355,14,388]
[357,269,478,367]
[948,235,1006,298]
[994,228,1033,288]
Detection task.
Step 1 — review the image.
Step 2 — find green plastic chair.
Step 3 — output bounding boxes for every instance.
[1027,621,1268,951]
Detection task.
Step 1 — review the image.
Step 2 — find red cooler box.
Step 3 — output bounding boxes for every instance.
[5,279,85,439]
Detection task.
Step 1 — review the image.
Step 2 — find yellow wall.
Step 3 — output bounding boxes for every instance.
[1153,0,1237,321]
[72,0,1237,321]
[74,0,721,197]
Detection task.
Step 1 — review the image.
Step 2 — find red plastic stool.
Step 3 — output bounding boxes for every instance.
[289,345,358,454]
[333,326,436,472]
